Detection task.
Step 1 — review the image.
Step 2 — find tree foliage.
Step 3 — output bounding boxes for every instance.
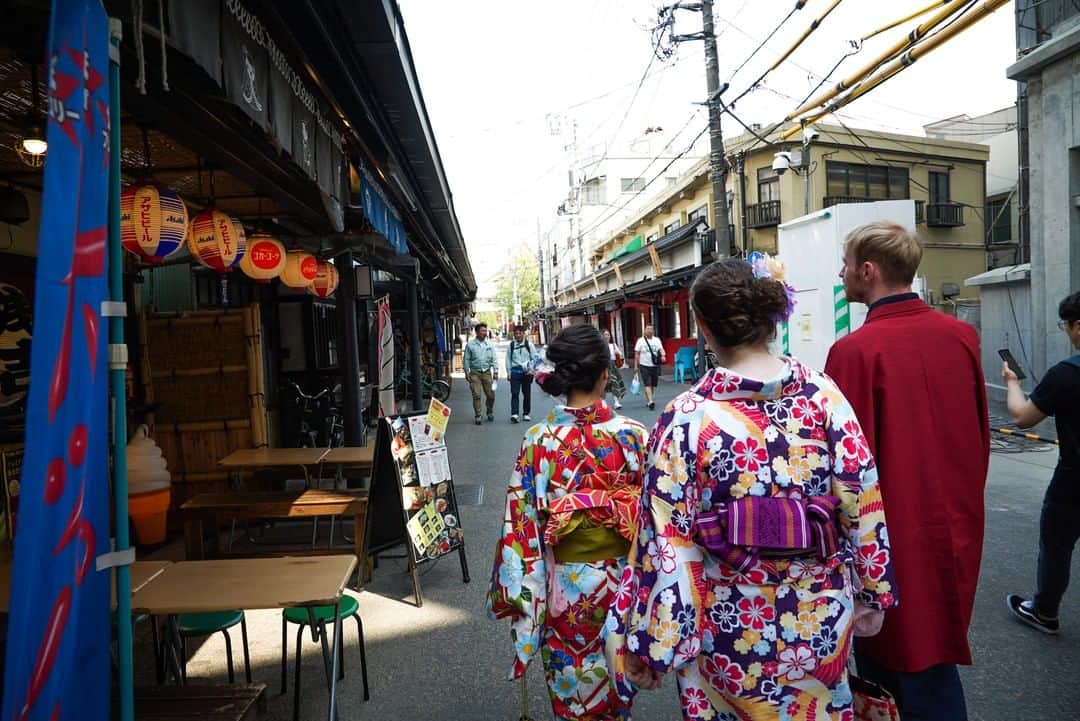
[493,247,541,322]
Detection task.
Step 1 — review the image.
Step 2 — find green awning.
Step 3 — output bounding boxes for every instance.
[605,235,643,264]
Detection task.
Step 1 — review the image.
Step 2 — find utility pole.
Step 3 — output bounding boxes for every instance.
[699,0,731,260]
[664,0,731,376]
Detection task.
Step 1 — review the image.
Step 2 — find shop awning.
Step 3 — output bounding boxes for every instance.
[605,235,643,264]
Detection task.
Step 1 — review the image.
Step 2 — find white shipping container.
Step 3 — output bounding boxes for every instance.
[775,200,921,373]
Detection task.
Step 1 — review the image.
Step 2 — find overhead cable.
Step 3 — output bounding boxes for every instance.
[726,1,809,86]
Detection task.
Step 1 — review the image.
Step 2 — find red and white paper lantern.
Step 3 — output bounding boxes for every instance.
[280,249,318,288]
[306,260,339,298]
[120,183,188,264]
[187,209,246,272]
[238,232,286,283]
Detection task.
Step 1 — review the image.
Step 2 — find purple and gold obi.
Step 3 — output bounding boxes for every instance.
[696,495,841,572]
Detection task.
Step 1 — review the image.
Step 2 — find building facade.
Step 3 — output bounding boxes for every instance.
[554,122,991,362]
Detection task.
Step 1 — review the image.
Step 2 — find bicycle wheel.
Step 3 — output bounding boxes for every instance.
[431,380,450,402]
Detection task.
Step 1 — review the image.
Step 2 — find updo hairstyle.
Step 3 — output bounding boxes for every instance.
[690,258,789,347]
[537,325,609,397]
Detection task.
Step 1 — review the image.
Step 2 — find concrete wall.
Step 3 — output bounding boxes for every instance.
[1009,24,1080,377]
[967,266,1035,400]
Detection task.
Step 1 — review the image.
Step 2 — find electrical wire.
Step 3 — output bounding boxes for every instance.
[578,120,710,238]
[725,2,806,85]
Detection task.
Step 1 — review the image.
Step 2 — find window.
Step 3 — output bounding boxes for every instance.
[987,197,1012,244]
[581,177,606,206]
[620,177,646,193]
[688,204,709,225]
[646,232,659,243]
[664,219,681,235]
[757,167,779,203]
[929,171,950,204]
[826,161,909,199]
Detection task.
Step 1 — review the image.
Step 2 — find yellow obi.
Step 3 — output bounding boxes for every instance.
[551,515,631,563]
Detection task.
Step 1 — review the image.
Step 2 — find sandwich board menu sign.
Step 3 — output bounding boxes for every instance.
[364,408,469,606]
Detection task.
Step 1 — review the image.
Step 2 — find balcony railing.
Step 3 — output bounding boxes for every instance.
[698,225,737,258]
[746,200,781,228]
[926,203,964,227]
[822,195,877,207]
[915,199,925,224]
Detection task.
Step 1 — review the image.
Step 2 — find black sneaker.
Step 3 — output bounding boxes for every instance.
[510,415,519,423]
[1006,594,1059,634]
[474,416,482,426]
[648,401,655,410]
[487,413,495,422]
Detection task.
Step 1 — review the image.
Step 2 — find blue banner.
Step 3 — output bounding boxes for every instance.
[359,164,408,255]
[2,3,112,721]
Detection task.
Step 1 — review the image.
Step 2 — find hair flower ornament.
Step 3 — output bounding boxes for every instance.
[533,359,556,390]
[747,250,797,322]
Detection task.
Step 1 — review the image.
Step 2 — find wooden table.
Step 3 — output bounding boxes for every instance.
[182,490,368,574]
[132,556,357,721]
[218,448,330,486]
[118,685,267,721]
[0,559,171,613]
[321,446,373,469]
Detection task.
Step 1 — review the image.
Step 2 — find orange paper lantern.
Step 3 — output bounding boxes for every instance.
[238,232,286,283]
[187,209,246,272]
[280,249,318,288]
[307,260,339,298]
[120,183,188,264]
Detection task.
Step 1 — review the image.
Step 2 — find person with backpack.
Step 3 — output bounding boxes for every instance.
[505,325,536,423]
[633,324,666,410]
[1003,290,1080,635]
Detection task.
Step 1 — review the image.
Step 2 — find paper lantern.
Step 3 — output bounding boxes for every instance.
[238,232,286,283]
[120,183,188,264]
[280,249,318,288]
[187,208,246,272]
[307,260,339,298]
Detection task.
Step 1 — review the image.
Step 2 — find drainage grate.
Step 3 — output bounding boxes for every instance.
[455,484,485,506]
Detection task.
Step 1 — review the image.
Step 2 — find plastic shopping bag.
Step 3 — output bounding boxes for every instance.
[629,374,641,396]
[491,379,499,392]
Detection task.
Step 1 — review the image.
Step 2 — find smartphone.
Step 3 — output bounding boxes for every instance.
[997,348,1026,380]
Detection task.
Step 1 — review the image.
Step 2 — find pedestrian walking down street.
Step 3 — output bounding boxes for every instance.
[825,222,989,721]
[1003,291,1080,635]
[505,325,535,424]
[634,325,665,410]
[606,255,895,720]
[464,322,498,425]
[602,329,626,409]
[488,324,648,721]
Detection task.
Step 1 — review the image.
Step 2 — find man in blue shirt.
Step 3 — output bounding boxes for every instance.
[1004,291,1080,634]
[464,322,498,425]
[505,325,535,424]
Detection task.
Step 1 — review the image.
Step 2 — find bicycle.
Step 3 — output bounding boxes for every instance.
[288,381,343,449]
[396,366,450,402]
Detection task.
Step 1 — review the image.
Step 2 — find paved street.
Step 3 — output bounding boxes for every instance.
[152,346,1080,720]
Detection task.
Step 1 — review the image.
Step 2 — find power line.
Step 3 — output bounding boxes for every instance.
[725,1,806,86]
[578,119,710,238]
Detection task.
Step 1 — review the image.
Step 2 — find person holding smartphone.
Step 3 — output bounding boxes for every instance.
[1002,291,1080,635]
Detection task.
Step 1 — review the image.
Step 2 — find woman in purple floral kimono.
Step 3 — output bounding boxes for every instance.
[605,256,897,721]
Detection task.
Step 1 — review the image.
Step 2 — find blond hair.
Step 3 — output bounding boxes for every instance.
[843,221,923,286]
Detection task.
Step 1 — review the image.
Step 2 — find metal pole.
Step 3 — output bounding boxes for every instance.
[337,252,363,446]
[108,18,134,721]
[701,0,731,259]
[406,272,423,411]
[802,123,811,216]
[737,152,750,254]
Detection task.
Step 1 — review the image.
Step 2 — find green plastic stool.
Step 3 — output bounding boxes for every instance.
[280,595,369,721]
[177,610,251,684]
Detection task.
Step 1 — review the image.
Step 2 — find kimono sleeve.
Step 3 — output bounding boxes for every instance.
[825,394,898,611]
[620,418,708,674]
[486,435,547,679]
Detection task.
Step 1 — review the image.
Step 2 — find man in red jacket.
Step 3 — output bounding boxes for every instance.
[825,221,989,721]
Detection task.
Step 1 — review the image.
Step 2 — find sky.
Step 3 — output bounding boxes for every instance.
[397,0,1020,296]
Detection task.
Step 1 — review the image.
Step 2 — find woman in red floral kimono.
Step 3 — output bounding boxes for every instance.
[606,256,897,720]
[488,325,648,720]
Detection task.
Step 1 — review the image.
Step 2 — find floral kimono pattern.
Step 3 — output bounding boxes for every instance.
[488,401,648,720]
[605,360,897,721]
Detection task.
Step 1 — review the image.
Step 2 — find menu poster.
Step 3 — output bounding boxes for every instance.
[426,398,451,438]
[368,410,467,567]
[408,414,441,452]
